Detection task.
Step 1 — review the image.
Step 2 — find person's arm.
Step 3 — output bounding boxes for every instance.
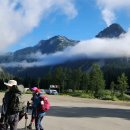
[0,92,9,122]
[1,92,8,116]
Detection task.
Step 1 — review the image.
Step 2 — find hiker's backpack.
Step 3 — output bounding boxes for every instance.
[38,96,50,112]
[9,85,25,113]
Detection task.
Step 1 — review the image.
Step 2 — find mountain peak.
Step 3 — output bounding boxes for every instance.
[96,23,126,38]
[50,35,67,40]
[49,35,78,43]
[34,35,79,54]
[36,35,68,47]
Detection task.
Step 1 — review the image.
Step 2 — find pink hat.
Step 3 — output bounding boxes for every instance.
[32,87,41,93]
[32,87,38,91]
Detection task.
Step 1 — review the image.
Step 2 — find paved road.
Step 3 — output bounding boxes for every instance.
[0,93,130,130]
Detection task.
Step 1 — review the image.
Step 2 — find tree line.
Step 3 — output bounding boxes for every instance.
[0,64,129,99]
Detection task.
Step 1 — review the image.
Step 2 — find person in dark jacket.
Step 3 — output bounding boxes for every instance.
[0,80,23,130]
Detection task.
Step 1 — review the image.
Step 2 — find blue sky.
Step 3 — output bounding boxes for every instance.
[1,0,130,67]
[0,0,130,52]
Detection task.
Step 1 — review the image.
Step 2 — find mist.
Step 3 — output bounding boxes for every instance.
[0,0,130,68]
[1,29,130,68]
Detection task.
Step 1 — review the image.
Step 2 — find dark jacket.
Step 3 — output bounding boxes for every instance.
[1,86,24,116]
[1,90,12,116]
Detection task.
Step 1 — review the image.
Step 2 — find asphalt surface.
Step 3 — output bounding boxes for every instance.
[0,93,130,130]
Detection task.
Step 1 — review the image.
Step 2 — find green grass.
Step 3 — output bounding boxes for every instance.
[62,90,130,101]
[64,91,94,99]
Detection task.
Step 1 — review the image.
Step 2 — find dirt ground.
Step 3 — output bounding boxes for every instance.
[0,93,130,130]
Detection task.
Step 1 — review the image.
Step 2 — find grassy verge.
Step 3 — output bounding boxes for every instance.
[62,90,130,102]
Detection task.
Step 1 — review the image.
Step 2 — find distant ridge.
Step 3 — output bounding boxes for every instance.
[0,23,129,78]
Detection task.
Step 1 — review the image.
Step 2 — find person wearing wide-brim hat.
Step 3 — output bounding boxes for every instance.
[0,80,20,130]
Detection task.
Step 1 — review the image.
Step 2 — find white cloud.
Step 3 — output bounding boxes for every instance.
[96,0,130,25]
[2,30,130,68]
[102,9,115,26]
[65,32,130,59]
[0,0,77,52]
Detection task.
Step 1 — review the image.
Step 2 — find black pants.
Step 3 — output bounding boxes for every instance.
[6,113,19,130]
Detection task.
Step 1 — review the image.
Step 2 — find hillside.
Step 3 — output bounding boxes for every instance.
[0,23,129,81]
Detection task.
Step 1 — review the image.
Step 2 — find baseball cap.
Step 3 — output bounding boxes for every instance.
[32,87,41,93]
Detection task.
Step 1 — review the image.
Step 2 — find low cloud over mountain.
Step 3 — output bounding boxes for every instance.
[0,23,130,69]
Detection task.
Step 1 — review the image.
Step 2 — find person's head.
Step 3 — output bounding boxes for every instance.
[31,87,41,93]
[4,80,17,89]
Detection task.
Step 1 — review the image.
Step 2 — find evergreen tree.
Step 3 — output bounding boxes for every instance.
[81,72,90,92]
[70,68,82,92]
[0,70,14,90]
[66,68,73,91]
[117,73,128,98]
[54,67,66,93]
[89,64,105,98]
[37,78,41,88]
[110,81,116,99]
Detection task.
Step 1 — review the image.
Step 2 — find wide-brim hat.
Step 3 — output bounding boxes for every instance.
[4,80,17,87]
